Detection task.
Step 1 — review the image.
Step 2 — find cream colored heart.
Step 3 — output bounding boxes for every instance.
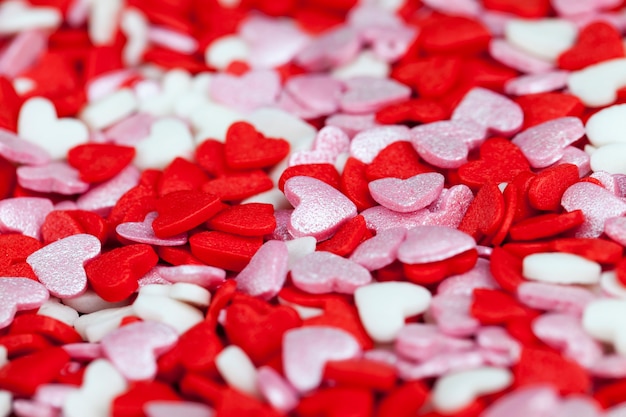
[134,118,195,170]
[18,97,89,160]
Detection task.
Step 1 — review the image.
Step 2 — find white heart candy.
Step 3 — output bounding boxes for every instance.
[18,97,89,160]
[134,118,195,170]
[505,18,577,62]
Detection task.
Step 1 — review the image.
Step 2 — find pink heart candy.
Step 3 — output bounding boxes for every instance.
[236,240,289,300]
[283,326,361,392]
[0,127,50,165]
[295,26,361,71]
[504,71,570,96]
[340,77,411,114]
[105,113,154,146]
[368,172,445,213]
[429,293,480,337]
[476,327,521,364]
[362,26,417,62]
[17,162,90,195]
[411,120,486,168]
[116,212,188,246]
[561,182,626,237]
[350,227,406,271]
[350,125,411,163]
[512,117,585,169]
[210,70,281,113]
[156,264,226,289]
[437,258,498,296]
[26,234,101,298]
[0,277,49,328]
[591,354,626,379]
[289,125,350,166]
[284,176,357,241]
[284,75,344,117]
[145,401,214,417]
[0,196,54,239]
[257,366,299,414]
[452,87,524,136]
[482,385,561,417]
[517,282,596,316]
[489,39,555,75]
[604,216,626,246]
[396,348,486,380]
[101,321,178,381]
[395,323,475,362]
[291,251,371,294]
[76,165,140,215]
[398,225,476,264]
[325,113,379,138]
[556,146,591,177]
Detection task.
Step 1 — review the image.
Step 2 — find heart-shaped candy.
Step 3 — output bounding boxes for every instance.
[152,190,222,238]
[284,75,344,118]
[0,197,53,239]
[116,212,188,246]
[224,121,290,170]
[289,126,350,167]
[567,57,626,107]
[134,118,195,170]
[0,278,49,329]
[284,176,357,241]
[562,182,626,238]
[452,87,524,136]
[27,234,101,299]
[102,321,178,381]
[18,97,89,160]
[67,143,136,183]
[283,326,361,392]
[558,22,624,71]
[368,172,445,213]
[0,127,50,165]
[398,226,476,264]
[354,282,431,343]
[295,26,361,71]
[350,125,411,164]
[17,162,89,195]
[291,251,372,294]
[505,18,577,62]
[411,119,486,165]
[236,240,289,300]
[340,77,411,114]
[350,227,406,271]
[210,70,281,113]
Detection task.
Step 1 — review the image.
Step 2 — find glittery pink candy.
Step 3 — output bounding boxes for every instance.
[349,125,411,163]
[437,258,498,296]
[504,71,570,96]
[144,401,214,417]
[452,87,524,136]
[489,39,555,75]
[325,113,379,138]
[397,226,476,264]
[340,77,412,114]
[76,165,140,215]
[476,327,521,363]
[282,326,361,392]
[284,75,344,117]
[517,282,596,316]
[590,170,619,195]
[604,216,626,246]
[532,313,604,368]
[116,212,188,246]
[396,349,485,380]
[511,117,585,169]
[271,209,294,241]
[295,26,361,71]
[236,240,289,300]
[481,385,561,417]
[156,264,226,289]
[62,343,103,361]
[291,251,371,294]
[429,294,480,337]
[368,172,445,213]
[0,277,49,329]
[556,146,591,177]
[17,162,90,195]
[395,323,475,362]
[289,125,350,167]
[350,227,406,271]
[257,366,299,414]
[561,182,626,238]
[284,176,357,241]
[0,127,50,165]
[0,196,53,239]
[26,234,101,299]
[101,321,178,381]
[105,113,154,146]
[412,119,486,161]
[210,70,281,113]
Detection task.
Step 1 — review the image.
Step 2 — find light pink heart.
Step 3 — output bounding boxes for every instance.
[295,26,361,71]
[101,321,178,381]
[284,74,344,116]
[452,87,524,136]
[156,264,226,289]
[562,181,626,237]
[0,196,54,239]
[210,70,281,113]
[0,277,49,328]
[76,165,140,215]
[512,117,585,169]
[395,323,475,362]
[362,25,417,62]
[291,251,371,294]
[397,225,476,264]
[284,176,357,241]
[257,366,299,414]
[437,258,498,296]
[0,127,50,165]
[145,401,214,417]
[349,125,411,163]
[369,172,445,213]
[17,162,90,195]
[517,282,596,316]
[396,349,486,380]
[289,125,350,166]
[605,216,626,246]
[26,234,101,298]
[481,386,561,417]
[326,113,379,138]
[340,76,411,114]
[283,326,361,392]
[411,120,486,168]
[236,240,289,300]
[350,227,406,271]
[116,212,187,246]
[429,293,480,337]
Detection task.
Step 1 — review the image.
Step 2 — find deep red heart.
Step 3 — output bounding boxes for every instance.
[515,92,584,129]
[207,203,276,237]
[365,141,433,181]
[41,209,107,245]
[0,347,70,396]
[224,121,290,170]
[527,163,580,212]
[153,189,222,238]
[158,157,210,197]
[189,231,263,272]
[558,21,625,71]
[67,143,136,183]
[470,288,530,325]
[458,183,505,242]
[278,163,341,192]
[201,170,274,201]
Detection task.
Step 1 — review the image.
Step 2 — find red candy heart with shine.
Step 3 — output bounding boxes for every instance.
[189,231,263,272]
[458,138,530,188]
[207,203,276,237]
[224,121,290,170]
[365,141,433,181]
[558,22,625,71]
[153,190,222,238]
[67,143,136,183]
[0,347,70,396]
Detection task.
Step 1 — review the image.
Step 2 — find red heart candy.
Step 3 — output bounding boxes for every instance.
[67,143,136,183]
[470,288,530,325]
[41,210,107,245]
[201,170,274,201]
[340,157,377,212]
[403,249,478,285]
[550,237,623,265]
[189,231,263,272]
[482,0,550,17]
[223,294,302,364]
[0,77,21,132]
[528,163,580,212]
[153,190,222,238]
[316,215,371,257]
[195,139,236,178]
[112,381,181,417]
[0,333,52,358]
[176,320,224,374]
[365,141,433,181]
[377,381,429,417]
[224,122,290,170]
[458,183,505,242]
[392,56,461,98]
[0,156,16,200]
[207,203,276,237]
[85,244,158,302]
[458,138,531,188]
[158,157,210,197]
[297,387,373,417]
[375,99,448,125]
[0,347,70,396]
[419,16,491,56]
[9,314,82,345]
[515,93,584,129]
[323,358,396,391]
[490,182,518,246]
[595,380,626,408]
[0,235,41,280]
[509,210,585,241]
[489,246,526,292]
[558,22,625,71]
[278,163,341,192]
[156,246,204,266]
